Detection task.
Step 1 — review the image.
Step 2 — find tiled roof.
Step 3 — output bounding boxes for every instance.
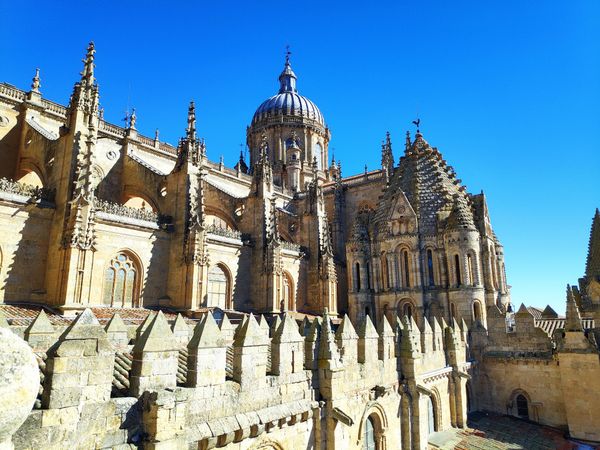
[534,318,595,336]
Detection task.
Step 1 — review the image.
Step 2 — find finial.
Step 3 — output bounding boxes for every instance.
[129,108,137,129]
[31,68,41,92]
[386,131,392,148]
[186,101,197,141]
[405,131,411,151]
[98,107,104,120]
[279,46,297,93]
[154,128,159,141]
[364,164,368,175]
[219,155,224,165]
[81,41,96,85]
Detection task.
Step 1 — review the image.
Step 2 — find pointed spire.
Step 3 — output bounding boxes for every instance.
[234,314,268,346]
[566,284,583,331]
[80,41,96,86]
[541,305,558,319]
[336,314,358,340]
[24,309,55,336]
[358,315,379,339]
[188,313,223,348]
[235,149,248,174]
[273,314,302,343]
[171,313,190,334]
[318,308,342,366]
[136,312,156,339]
[59,308,104,340]
[105,312,127,333]
[132,311,177,353]
[31,68,41,92]
[585,208,600,280]
[278,46,298,94]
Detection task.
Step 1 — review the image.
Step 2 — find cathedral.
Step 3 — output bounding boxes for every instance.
[0,43,598,449]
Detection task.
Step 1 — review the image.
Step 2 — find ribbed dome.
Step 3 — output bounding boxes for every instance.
[252,57,325,126]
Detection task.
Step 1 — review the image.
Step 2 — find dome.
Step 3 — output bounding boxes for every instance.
[251,58,325,126]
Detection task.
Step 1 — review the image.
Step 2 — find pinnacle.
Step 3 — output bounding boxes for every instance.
[189,312,223,349]
[234,314,268,346]
[105,313,128,333]
[358,315,379,339]
[540,305,558,319]
[378,315,395,337]
[273,314,302,343]
[25,309,55,335]
[132,311,177,353]
[335,314,358,340]
[60,308,106,341]
[585,207,600,279]
[565,285,583,332]
[171,313,189,333]
[515,303,531,317]
[219,313,235,332]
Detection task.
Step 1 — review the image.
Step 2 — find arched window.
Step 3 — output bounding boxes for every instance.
[313,142,323,170]
[381,255,389,290]
[516,394,529,419]
[403,250,410,288]
[473,301,482,321]
[283,272,294,311]
[363,416,376,450]
[207,264,230,309]
[467,253,475,286]
[355,262,361,291]
[103,252,139,307]
[454,254,462,286]
[427,249,435,286]
[427,396,437,435]
[366,262,372,290]
[402,302,413,319]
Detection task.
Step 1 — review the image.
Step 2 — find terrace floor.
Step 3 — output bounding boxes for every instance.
[428,412,598,450]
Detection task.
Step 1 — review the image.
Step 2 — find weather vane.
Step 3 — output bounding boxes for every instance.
[285,45,291,63]
[412,118,421,133]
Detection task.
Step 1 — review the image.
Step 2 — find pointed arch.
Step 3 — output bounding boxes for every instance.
[282,271,295,311]
[102,249,143,307]
[357,402,389,450]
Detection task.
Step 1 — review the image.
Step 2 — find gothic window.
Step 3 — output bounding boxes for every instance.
[366,262,372,290]
[355,262,361,291]
[207,264,230,309]
[491,253,498,289]
[102,252,139,307]
[363,416,376,450]
[402,302,413,319]
[427,397,437,435]
[454,254,462,286]
[516,394,529,419]
[467,253,475,286]
[427,249,435,286]
[381,255,389,290]
[313,142,323,170]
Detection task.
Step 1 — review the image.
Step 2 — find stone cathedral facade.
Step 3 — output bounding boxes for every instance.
[0,43,598,450]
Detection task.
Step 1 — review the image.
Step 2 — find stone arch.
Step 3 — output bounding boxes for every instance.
[397,298,416,320]
[205,207,238,231]
[207,262,232,309]
[508,389,533,420]
[282,270,295,311]
[248,437,285,450]
[394,244,413,288]
[357,401,389,450]
[428,388,442,434]
[102,249,143,307]
[425,247,436,287]
[16,160,45,188]
[122,188,159,212]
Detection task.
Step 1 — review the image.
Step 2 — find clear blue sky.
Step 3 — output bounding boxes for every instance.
[1,1,598,314]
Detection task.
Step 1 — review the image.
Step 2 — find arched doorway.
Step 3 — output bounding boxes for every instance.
[102,252,140,307]
[516,394,529,419]
[207,264,231,309]
[282,272,294,311]
[427,396,437,435]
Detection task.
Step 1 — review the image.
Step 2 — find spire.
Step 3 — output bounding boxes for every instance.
[235,149,248,174]
[585,208,600,280]
[278,47,298,94]
[566,284,583,331]
[80,41,96,87]
[381,131,394,183]
[31,68,41,93]
[186,101,197,141]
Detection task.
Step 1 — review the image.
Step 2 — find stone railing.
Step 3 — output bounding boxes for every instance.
[40,99,68,118]
[206,224,242,240]
[159,141,177,155]
[0,178,55,204]
[98,120,127,137]
[137,134,155,147]
[0,83,26,102]
[280,240,302,253]
[95,199,169,230]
